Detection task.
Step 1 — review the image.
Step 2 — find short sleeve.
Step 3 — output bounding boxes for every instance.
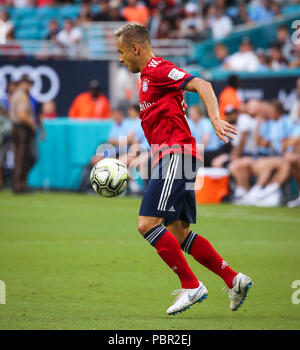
[150,60,195,90]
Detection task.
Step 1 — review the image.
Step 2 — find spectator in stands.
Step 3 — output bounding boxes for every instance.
[9,74,36,193]
[122,0,150,27]
[276,25,293,63]
[269,41,288,70]
[0,10,14,41]
[248,0,275,23]
[214,43,229,67]
[119,104,151,191]
[284,133,300,207]
[256,48,272,71]
[289,42,300,69]
[208,5,233,40]
[113,64,140,114]
[12,0,33,8]
[68,80,111,119]
[108,1,126,22]
[46,19,60,41]
[233,100,293,206]
[187,105,211,149]
[231,2,252,26]
[231,99,260,159]
[223,37,260,72]
[218,75,242,120]
[56,19,83,52]
[36,0,55,7]
[90,108,132,165]
[179,3,206,41]
[40,101,58,119]
[290,77,300,124]
[78,1,94,24]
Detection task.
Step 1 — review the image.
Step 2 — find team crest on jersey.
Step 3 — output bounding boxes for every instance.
[142,79,149,92]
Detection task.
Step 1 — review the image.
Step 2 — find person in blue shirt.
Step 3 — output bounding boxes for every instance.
[119,104,151,191]
[187,105,231,167]
[237,100,294,206]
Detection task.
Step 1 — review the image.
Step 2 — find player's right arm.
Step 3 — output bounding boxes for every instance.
[184,77,237,143]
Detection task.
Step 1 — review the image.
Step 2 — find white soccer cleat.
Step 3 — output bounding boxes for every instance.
[225,273,253,311]
[167,281,208,316]
[287,196,300,208]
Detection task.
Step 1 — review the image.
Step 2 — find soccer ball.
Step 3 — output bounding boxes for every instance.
[90,158,129,197]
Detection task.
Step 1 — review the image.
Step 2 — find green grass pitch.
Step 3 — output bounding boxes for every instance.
[0,190,299,330]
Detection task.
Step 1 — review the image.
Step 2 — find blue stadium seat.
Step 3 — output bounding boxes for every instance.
[36,6,60,20]
[59,5,81,20]
[15,27,40,40]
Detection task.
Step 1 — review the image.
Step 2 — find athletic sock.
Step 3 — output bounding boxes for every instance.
[181,231,237,289]
[144,225,199,289]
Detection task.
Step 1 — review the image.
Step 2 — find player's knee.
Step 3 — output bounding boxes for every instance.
[137,217,162,236]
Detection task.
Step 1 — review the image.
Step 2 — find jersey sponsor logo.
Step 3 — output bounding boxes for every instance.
[168,68,185,81]
[139,101,154,111]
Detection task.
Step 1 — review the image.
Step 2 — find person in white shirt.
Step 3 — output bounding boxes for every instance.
[210,7,233,40]
[224,37,260,72]
[56,19,82,49]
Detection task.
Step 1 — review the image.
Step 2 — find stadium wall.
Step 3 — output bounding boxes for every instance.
[0,59,110,116]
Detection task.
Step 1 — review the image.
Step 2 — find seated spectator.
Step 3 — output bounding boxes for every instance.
[209,6,233,40]
[290,77,300,124]
[256,48,272,71]
[56,19,83,50]
[122,0,150,27]
[284,133,300,207]
[269,41,288,70]
[0,10,14,41]
[108,1,126,22]
[188,105,230,167]
[78,2,94,25]
[248,0,274,23]
[36,0,55,6]
[40,101,58,119]
[179,3,206,41]
[93,0,125,22]
[276,25,294,63]
[218,75,242,120]
[289,42,300,69]
[46,20,60,41]
[188,105,210,148]
[231,99,260,159]
[223,37,260,72]
[231,2,252,26]
[68,80,111,119]
[214,43,229,67]
[231,100,294,206]
[119,104,151,192]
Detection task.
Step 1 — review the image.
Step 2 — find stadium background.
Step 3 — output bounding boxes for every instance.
[0,0,300,331]
[0,0,300,194]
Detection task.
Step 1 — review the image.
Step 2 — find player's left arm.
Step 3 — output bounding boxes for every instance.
[184,77,237,143]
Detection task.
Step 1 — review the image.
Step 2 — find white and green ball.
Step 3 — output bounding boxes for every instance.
[90,158,129,197]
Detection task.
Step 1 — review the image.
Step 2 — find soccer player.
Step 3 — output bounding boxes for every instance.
[114,23,253,315]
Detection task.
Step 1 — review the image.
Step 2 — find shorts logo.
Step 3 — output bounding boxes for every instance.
[168,68,185,81]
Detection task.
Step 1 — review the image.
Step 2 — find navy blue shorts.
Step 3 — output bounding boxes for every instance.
[139,153,201,226]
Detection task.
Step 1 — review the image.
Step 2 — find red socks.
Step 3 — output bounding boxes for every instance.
[181,231,237,289]
[144,226,199,289]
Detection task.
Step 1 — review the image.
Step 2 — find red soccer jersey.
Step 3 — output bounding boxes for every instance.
[139,57,201,165]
